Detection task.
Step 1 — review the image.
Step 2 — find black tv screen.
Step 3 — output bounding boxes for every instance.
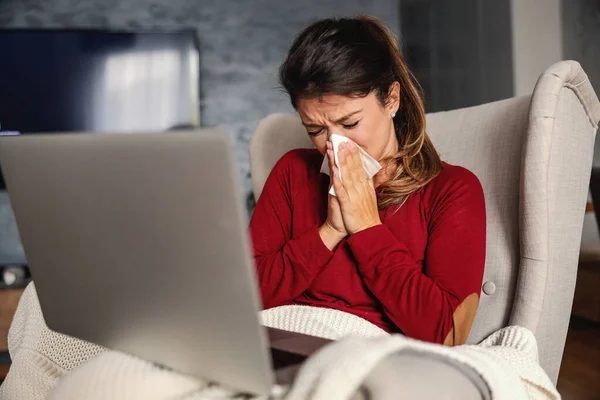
[0,29,200,188]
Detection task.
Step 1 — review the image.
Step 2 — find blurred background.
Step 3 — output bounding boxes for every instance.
[2,0,599,263]
[1,0,599,264]
[0,0,598,397]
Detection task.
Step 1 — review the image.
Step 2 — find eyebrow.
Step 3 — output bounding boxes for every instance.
[301,110,362,128]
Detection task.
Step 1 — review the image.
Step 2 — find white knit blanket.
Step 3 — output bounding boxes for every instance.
[0,283,560,400]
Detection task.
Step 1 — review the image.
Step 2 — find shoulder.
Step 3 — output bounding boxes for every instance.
[423,162,485,215]
[263,148,323,198]
[274,148,322,170]
[270,148,323,180]
[428,163,483,194]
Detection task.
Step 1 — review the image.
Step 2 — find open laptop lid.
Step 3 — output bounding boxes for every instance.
[0,131,274,395]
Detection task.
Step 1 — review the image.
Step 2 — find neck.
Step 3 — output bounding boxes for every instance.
[373,163,396,188]
[374,128,399,188]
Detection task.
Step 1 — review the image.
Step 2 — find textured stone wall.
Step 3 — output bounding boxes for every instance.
[0,0,399,264]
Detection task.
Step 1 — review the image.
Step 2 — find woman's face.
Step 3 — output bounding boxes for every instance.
[296,85,400,163]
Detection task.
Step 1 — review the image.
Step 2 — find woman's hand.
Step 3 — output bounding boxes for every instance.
[319,141,348,250]
[333,141,382,234]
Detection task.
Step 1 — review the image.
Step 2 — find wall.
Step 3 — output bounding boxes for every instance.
[511,0,600,246]
[562,0,600,246]
[0,0,399,265]
[0,192,21,264]
[399,0,513,112]
[510,0,563,97]
[562,0,600,165]
[399,0,599,248]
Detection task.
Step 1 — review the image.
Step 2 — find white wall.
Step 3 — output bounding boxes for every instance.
[510,0,563,96]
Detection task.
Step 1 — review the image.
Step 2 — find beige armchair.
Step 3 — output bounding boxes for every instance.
[249,60,600,383]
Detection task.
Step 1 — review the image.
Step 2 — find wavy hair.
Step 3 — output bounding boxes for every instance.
[279,16,442,208]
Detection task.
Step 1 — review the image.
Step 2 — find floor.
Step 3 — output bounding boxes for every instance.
[0,364,8,384]
[557,317,600,400]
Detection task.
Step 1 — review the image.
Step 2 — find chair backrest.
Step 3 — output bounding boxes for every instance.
[249,61,600,383]
[250,113,312,200]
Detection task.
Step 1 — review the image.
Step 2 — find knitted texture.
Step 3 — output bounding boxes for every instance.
[260,305,388,340]
[1,284,385,400]
[1,283,560,400]
[285,326,560,400]
[0,283,105,400]
[47,351,227,400]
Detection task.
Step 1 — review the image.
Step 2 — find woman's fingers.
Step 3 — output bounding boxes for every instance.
[327,148,337,182]
[338,143,363,195]
[332,164,348,201]
[337,144,350,191]
[326,144,346,199]
[347,142,364,184]
[332,141,381,234]
[333,141,373,206]
[325,142,333,170]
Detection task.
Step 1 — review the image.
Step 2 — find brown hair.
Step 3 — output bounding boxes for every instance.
[279,16,442,208]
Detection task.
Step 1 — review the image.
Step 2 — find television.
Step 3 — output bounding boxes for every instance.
[0,29,200,188]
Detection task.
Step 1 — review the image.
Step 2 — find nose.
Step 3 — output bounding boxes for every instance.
[326,131,346,142]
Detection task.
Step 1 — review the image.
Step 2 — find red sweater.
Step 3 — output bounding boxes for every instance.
[249,149,486,344]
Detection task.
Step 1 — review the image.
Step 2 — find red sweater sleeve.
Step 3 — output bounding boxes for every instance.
[347,167,486,344]
[249,151,334,309]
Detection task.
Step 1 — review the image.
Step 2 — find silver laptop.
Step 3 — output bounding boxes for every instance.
[0,130,329,396]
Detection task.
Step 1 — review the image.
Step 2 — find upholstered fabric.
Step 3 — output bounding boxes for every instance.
[426,97,530,347]
[250,113,312,200]
[530,63,600,382]
[249,61,600,383]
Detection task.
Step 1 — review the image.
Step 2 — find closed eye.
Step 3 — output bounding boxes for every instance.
[307,128,324,136]
[343,121,360,129]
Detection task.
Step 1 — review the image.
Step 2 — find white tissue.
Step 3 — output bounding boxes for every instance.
[320,134,382,196]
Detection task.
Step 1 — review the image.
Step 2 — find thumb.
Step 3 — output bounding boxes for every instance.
[367,178,375,189]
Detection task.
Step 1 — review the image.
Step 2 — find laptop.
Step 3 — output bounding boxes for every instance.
[0,130,330,396]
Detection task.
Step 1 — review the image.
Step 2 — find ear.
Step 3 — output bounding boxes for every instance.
[385,81,401,115]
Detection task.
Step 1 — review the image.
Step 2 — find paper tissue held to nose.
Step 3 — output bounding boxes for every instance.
[320,134,382,196]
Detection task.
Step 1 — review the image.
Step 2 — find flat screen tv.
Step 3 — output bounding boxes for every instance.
[0,29,200,188]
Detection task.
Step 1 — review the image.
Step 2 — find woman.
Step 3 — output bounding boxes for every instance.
[250,16,486,346]
[5,17,553,400]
